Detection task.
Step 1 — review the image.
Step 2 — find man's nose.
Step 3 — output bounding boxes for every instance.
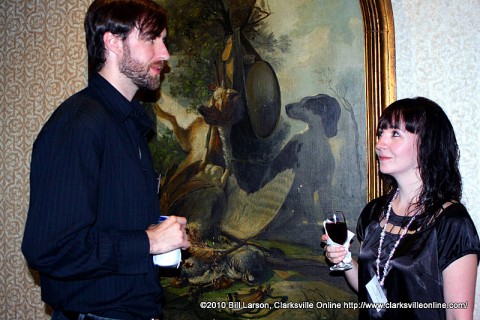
[157,42,170,61]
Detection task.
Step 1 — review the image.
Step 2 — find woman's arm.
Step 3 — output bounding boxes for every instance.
[344,259,359,292]
[442,254,477,320]
[323,234,360,292]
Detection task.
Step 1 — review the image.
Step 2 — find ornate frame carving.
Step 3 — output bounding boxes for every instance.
[360,0,396,200]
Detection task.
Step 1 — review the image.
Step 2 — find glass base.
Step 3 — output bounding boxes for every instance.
[330,261,353,271]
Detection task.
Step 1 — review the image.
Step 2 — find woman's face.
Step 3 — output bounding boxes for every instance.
[376,124,420,182]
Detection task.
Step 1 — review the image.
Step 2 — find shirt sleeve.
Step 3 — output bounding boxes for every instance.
[436,203,480,271]
[356,197,384,243]
[22,100,150,280]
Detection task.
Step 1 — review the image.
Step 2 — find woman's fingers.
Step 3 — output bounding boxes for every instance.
[324,244,347,263]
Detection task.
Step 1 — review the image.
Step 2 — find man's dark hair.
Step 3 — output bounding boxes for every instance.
[84,0,167,72]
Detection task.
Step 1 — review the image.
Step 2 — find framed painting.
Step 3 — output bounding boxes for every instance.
[147,0,396,319]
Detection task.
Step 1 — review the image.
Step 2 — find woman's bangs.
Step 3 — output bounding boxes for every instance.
[378,108,404,130]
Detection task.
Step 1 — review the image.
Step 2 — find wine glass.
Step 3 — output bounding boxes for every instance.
[323,211,353,271]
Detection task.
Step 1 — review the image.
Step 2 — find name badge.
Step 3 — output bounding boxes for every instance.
[366,276,387,311]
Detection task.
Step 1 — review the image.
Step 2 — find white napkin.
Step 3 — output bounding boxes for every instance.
[325,230,355,263]
[153,215,182,268]
[153,248,181,268]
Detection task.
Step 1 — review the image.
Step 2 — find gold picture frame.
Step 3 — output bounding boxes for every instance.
[360,0,397,200]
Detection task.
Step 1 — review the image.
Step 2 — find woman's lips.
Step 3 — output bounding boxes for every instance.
[377,155,391,161]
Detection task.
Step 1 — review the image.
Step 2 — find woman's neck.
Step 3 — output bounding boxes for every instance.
[393,180,423,217]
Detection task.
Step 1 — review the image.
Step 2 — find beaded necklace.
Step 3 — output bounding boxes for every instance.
[376,189,417,286]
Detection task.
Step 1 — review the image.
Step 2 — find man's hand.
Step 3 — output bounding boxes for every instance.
[146,216,190,254]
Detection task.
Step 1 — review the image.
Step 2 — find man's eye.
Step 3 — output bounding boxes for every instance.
[142,36,154,44]
[392,131,400,137]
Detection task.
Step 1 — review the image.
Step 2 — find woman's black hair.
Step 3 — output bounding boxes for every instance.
[377,97,462,227]
[84,0,167,72]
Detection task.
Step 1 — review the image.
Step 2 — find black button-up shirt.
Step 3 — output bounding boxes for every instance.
[22,73,163,319]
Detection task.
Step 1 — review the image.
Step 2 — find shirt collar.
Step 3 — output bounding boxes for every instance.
[88,73,153,135]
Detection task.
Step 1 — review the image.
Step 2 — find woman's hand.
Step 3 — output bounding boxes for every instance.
[322,234,348,264]
[321,234,359,292]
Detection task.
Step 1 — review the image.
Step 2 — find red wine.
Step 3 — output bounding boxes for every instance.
[325,222,348,244]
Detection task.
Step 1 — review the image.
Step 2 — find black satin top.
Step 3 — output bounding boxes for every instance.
[356,197,480,320]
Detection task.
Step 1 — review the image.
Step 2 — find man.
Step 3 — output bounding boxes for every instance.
[22,1,190,319]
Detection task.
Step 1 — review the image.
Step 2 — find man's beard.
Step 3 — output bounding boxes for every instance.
[119,44,162,90]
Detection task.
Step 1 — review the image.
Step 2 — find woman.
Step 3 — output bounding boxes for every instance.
[324,97,480,319]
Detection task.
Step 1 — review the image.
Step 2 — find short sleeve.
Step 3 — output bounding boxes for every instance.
[356,196,387,242]
[436,203,480,271]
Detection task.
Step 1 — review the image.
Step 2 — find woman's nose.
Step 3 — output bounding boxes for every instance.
[376,135,386,150]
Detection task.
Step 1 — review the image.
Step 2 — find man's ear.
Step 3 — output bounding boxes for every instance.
[103,32,123,57]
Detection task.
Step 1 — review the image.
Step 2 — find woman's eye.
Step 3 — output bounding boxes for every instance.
[392,131,400,137]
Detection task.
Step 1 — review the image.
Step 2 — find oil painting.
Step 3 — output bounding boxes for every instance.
[145,0,382,318]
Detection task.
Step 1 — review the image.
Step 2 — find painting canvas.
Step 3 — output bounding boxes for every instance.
[146,0,368,318]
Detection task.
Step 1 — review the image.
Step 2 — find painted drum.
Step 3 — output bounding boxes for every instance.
[245,60,281,140]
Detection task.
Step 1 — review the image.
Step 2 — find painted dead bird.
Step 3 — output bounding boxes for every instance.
[154,92,294,289]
